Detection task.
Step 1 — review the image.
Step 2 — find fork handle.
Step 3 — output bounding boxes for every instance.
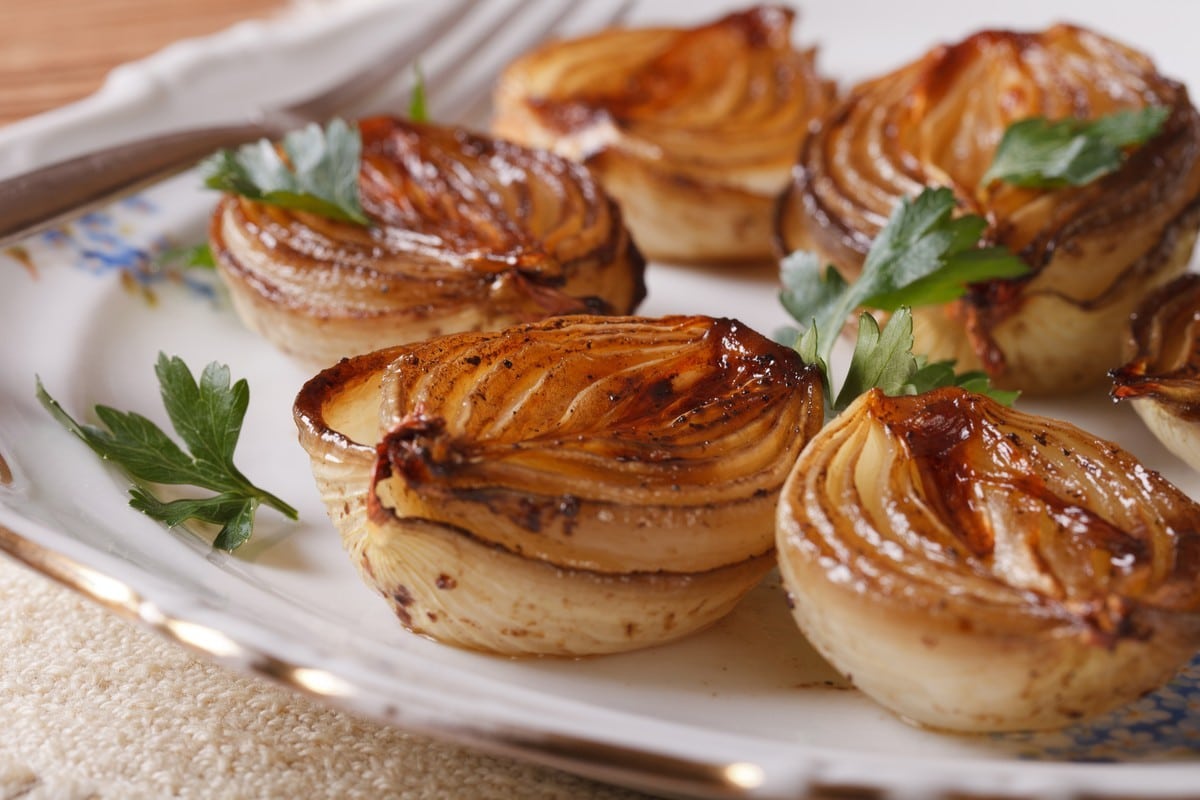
[0,121,278,248]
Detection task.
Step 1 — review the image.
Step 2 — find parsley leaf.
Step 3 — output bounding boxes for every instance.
[409,63,429,123]
[780,187,1028,369]
[836,310,919,410]
[833,309,1021,412]
[200,118,368,225]
[36,354,297,552]
[153,243,215,271]
[779,187,1027,409]
[982,106,1169,189]
[780,250,850,369]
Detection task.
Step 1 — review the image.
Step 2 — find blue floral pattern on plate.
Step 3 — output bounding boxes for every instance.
[8,195,219,302]
[1001,654,1200,761]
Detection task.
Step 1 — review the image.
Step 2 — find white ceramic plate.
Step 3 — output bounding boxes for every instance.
[2,1,1199,797]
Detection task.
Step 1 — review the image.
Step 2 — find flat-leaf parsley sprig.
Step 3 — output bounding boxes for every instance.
[155,243,216,270]
[37,354,297,551]
[982,105,1169,189]
[201,118,369,225]
[198,65,430,231]
[408,62,429,123]
[779,187,1028,411]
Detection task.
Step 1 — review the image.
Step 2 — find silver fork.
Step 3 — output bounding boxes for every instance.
[0,0,634,248]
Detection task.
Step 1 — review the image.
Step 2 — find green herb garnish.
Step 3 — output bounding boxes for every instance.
[780,187,1028,410]
[154,243,215,271]
[409,63,429,123]
[200,118,368,225]
[37,354,297,551]
[838,308,1020,410]
[982,106,1169,189]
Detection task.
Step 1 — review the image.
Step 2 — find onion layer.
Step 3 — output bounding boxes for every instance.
[295,314,823,656]
[212,116,645,368]
[1112,273,1200,471]
[777,25,1200,394]
[493,6,835,264]
[777,387,1200,731]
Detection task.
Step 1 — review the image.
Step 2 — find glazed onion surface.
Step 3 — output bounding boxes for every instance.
[295,314,824,656]
[1112,273,1200,472]
[212,116,645,368]
[778,25,1200,394]
[493,5,835,264]
[777,387,1200,731]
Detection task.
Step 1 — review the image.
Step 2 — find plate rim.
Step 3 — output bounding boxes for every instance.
[4,487,1200,799]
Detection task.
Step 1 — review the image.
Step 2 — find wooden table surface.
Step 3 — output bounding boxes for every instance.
[0,0,287,124]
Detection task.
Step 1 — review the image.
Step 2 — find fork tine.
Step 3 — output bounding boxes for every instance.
[424,0,637,128]
[0,0,643,247]
[283,0,475,122]
[419,0,550,121]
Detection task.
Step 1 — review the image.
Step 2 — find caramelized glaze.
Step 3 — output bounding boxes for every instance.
[212,116,645,367]
[1112,273,1200,420]
[369,314,823,573]
[295,314,825,655]
[793,387,1200,635]
[777,25,1200,392]
[493,6,835,264]
[777,386,1200,730]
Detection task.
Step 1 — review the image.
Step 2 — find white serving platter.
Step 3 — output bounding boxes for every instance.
[1,1,1198,797]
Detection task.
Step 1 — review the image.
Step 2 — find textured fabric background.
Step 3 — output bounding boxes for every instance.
[0,556,653,800]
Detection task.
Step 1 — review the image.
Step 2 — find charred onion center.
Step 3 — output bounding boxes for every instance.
[211,116,645,366]
[367,314,824,574]
[777,24,1200,392]
[492,5,835,263]
[294,314,825,656]
[777,385,1200,730]
[1112,273,1200,419]
[786,387,1200,637]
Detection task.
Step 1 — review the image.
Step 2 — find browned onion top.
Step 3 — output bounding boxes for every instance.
[1112,273,1200,418]
[516,6,834,184]
[374,314,822,506]
[783,387,1200,640]
[213,115,643,318]
[779,24,1200,274]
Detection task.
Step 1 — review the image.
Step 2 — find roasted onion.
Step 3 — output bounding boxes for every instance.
[295,314,824,656]
[492,5,835,264]
[211,116,645,368]
[777,387,1200,731]
[777,25,1200,394]
[1112,273,1200,472]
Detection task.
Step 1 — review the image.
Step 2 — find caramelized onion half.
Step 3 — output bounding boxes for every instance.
[212,116,645,368]
[295,314,823,656]
[777,25,1200,394]
[493,6,835,264]
[777,387,1200,731]
[1112,273,1200,471]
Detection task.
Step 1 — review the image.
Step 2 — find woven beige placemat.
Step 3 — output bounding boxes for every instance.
[0,555,654,800]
